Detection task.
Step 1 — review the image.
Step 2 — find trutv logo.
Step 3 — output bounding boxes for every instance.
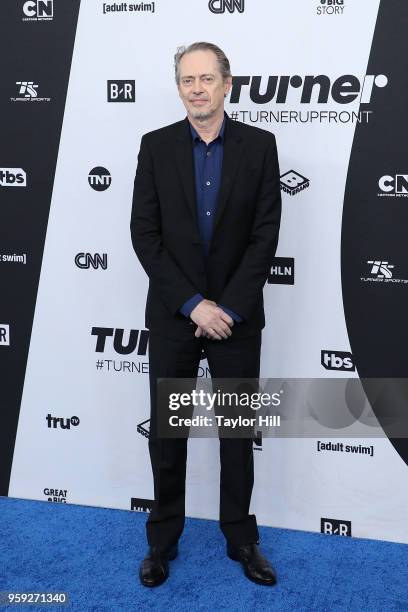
[46,414,80,429]
[321,518,351,536]
[92,327,149,355]
[321,350,355,372]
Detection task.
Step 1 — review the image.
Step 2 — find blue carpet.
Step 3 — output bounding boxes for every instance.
[1,497,407,611]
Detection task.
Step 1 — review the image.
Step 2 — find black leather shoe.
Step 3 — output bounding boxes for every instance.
[227,542,277,586]
[139,543,178,587]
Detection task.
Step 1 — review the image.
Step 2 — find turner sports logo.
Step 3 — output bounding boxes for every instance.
[0,169,27,187]
[131,497,153,512]
[316,0,345,15]
[208,0,244,13]
[22,0,53,21]
[11,81,51,103]
[378,175,408,198]
[268,257,294,285]
[321,518,351,536]
[361,261,408,285]
[321,351,355,372]
[280,170,309,196]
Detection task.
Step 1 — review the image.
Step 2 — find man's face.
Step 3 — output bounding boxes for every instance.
[177,49,232,121]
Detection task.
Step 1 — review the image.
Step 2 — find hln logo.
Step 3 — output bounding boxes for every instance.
[23,0,53,20]
[75,253,108,270]
[107,80,135,102]
[321,518,351,536]
[0,324,10,346]
[91,327,149,355]
[268,257,294,285]
[208,0,244,13]
[131,497,153,512]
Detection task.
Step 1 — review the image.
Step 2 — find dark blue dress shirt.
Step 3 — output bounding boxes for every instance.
[179,113,242,323]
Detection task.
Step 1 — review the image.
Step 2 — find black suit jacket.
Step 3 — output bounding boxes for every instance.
[130,112,282,340]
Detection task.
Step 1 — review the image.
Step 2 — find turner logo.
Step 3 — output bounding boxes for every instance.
[0,324,10,347]
[208,0,244,13]
[131,497,153,512]
[321,351,355,372]
[378,175,408,198]
[268,257,295,285]
[88,167,111,191]
[361,261,408,285]
[44,488,67,503]
[316,0,344,15]
[22,0,53,21]
[280,170,309,196]
[229,74,387,105]
[107,80,135,102]
[92,327,149,355]
[321,518,351,536]
[46,414,80,429]
[0,169,27,187]
[75,253,108,270]
[367,260,394,279]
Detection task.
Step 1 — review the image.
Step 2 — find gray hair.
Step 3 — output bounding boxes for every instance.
[174,42,232,84]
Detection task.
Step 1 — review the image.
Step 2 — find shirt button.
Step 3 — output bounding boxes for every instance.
[206,211,211,216]
[206,151,211,156]
[206,180,211,186]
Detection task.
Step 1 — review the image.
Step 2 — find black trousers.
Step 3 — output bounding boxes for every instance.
[146,330,262,550]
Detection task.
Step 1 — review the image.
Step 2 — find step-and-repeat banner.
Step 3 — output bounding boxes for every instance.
[1,0,408,544]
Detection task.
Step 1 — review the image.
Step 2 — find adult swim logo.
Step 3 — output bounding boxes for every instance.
[88,167,111,191]
[208,0,244,13]
[378,175,408,198]
[280,171,309,196]
[316,0,344,16]
[0,324,10,347]
[107,80,135,102]
[0,253,27,265]
[102,2,156,15]
[361,260,408,285]
[268,257,295,285]
[75,253,108,270]
[22,0,53,21]
[0,169,27,187]
[229,73,388,125]
[92,327,149,374]
[11,81,51,103]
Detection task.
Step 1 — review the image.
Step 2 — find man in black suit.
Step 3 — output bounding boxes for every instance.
[130,42,281,587]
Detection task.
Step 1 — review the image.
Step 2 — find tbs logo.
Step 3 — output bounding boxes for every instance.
[321,350,355,372]
[107,80,135,102]
[321,518,351,536]
[0,169,27,187]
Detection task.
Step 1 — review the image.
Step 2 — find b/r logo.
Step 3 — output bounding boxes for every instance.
[0,324,10,346]
[321,518,351,536]
[107,80,135,102]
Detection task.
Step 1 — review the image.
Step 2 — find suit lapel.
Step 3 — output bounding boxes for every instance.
[174,117,200,240]
[213,114,244,232]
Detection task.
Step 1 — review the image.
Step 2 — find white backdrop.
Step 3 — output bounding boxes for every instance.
[9,0,408,545]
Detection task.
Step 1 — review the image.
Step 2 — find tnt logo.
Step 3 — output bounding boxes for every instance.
[368,260,394,279]
[46,414,80,429]
[88,167,111,191]
[0,169,27,187]
[280,170,309,196]
[208,0,245,13]
[321,518,351,536]
[378,175,408,197]
[23,0,53,20]
[92,327,149,355]
[107,80,135,102]
[321,350,355,372]
[75,253,108,270]
[131,497,153,512]
[0,324,10,346]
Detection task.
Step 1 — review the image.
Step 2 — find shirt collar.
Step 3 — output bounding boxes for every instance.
[189,112,226,144]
